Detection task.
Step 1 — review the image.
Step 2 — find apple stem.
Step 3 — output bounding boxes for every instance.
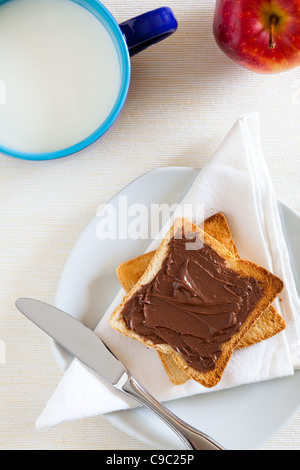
[268,16,277,50]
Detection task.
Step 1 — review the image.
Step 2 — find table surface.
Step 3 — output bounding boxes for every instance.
[1,0,300,450]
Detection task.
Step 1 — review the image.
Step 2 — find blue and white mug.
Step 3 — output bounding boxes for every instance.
[0,0,178,161]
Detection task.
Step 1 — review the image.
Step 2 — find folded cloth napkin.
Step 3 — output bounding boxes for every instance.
[36,113,300,431]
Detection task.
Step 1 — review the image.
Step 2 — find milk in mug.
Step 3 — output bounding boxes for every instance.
[0,0,122,153]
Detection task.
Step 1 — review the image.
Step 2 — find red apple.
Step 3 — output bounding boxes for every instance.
[213,0,300,74]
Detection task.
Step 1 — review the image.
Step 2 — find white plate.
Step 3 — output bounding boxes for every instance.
[54,167,300,450]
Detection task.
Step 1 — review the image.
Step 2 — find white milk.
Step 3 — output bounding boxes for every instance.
[0,0,122,154]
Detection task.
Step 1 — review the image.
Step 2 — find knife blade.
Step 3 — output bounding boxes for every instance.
[15,298,126,386]
[16,297,225,450]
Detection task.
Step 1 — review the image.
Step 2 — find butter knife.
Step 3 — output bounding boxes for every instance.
[15,298,225,451]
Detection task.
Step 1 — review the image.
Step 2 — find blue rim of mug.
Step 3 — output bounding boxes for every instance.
[0,0,131,161]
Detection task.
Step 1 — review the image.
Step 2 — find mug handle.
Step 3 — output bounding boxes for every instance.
[119,7,178,57]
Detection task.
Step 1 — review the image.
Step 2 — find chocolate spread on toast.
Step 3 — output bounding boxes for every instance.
[121,235,263,373]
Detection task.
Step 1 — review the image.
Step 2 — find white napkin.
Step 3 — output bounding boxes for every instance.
[36,113,300,431]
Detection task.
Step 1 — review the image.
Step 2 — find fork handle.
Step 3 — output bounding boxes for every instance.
[122,374,225,451]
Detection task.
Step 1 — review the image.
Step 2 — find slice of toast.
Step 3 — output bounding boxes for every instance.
[117,214,286,349]
[110,218,284,388]
[116,213,286,385]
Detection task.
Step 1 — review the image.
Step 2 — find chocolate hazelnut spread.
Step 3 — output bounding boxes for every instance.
[121,236,263,373]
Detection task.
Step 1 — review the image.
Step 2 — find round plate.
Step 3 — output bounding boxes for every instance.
[54,167,300,450]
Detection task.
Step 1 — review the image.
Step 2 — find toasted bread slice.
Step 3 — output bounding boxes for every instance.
[116,214,286,351]
[116,213,286,385]
[110,218,284,388]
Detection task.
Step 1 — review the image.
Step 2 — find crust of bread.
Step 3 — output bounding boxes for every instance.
[110,218,284,388]
[116,251,156,295]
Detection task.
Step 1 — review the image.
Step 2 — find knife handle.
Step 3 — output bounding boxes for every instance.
[121,374,225,451]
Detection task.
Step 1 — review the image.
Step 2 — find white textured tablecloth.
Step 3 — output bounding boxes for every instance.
[1,0,300,450]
